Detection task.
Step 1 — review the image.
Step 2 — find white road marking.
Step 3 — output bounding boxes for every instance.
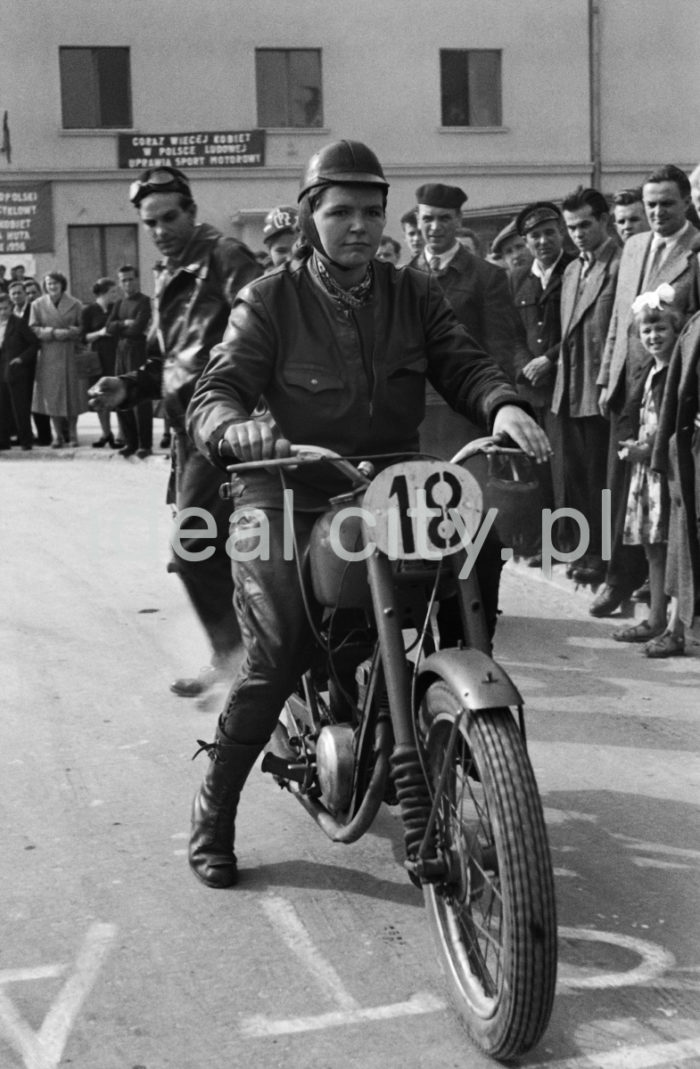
[553,867,579,877]
[240,993,446,1037]
[633,857,694,870]
[261,895,359,1010]
[240,896,446,1037]
[558,927,675,991]
[0,967,66,984]
[615,835,700,863]
[0,922,116,1069]
[530,1035,700,1068]
[244,909,687,1040]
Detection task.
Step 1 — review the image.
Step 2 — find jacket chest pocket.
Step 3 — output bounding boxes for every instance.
[283,365,346,399]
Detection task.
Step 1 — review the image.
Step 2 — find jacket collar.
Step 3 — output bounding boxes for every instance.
[156,222,225,276]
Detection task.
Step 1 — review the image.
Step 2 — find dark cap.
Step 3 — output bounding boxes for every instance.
[415,183,467,211]
[491,218,519,255]
[516,201,562,236]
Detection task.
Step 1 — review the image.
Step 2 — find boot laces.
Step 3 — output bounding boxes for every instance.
[192,738,220,762]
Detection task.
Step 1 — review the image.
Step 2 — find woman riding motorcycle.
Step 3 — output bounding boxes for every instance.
[185,139,550,889]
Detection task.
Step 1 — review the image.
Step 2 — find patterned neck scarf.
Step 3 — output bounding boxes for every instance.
[314,253,374,310]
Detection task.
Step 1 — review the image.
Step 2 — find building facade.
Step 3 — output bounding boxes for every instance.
[0,0,698,297]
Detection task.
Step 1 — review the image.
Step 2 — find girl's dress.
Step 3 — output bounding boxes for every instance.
[623,363,669,545]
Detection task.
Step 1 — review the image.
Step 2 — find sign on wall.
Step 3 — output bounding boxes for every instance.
[0,182,53,255]
[118,130,266,170]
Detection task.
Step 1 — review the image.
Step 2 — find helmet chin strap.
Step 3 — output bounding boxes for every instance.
[298,191,359,273]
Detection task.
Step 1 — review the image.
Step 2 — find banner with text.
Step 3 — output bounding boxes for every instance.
[118,130,266,170]
[0,182,53,255]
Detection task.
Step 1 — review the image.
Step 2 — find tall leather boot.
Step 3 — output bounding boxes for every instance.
[189,729,262,889]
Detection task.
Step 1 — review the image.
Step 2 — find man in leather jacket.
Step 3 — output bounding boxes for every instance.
[183,140,551,891]
[89,167,261,697]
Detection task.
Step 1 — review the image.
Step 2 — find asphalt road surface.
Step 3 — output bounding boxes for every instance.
[1,440,699,1069]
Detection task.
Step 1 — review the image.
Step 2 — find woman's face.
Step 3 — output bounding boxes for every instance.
[45,277,63,301]
[639,316,676,360]
[313,184,385,277]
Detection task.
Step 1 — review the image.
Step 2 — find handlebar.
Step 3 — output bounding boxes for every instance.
[225,439,526,476]
[225,445,370,487]
[449,436,524,466]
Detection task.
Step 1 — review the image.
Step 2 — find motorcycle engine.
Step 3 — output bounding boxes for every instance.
[316,725,355,814]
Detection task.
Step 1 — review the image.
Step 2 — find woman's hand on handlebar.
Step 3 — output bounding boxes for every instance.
[491,404,552,464]
[221,419,291,462]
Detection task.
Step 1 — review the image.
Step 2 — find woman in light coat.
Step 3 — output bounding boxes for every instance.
[30,271,84,447]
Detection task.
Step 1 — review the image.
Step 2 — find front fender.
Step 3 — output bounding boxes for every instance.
[416,648,523,712]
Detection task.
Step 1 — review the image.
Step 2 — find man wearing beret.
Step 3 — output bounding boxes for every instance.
[510,202,576,561]
[412,182,525,457]
[491,218,532,276]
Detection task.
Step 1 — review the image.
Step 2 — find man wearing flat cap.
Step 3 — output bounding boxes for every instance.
[412,182,525,457]
[510,202,576,559]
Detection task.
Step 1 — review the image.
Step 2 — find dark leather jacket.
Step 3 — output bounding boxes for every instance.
[121,222,261,431]
[187,256,527,506]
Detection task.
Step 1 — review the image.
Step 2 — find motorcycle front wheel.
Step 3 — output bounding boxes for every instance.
[421,682,557,1061]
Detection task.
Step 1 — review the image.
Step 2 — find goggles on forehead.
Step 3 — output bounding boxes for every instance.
[129,168,192,206]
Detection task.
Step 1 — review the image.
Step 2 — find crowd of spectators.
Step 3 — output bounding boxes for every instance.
[2,158,699,659]
[372,162,700,658]
[0,265,169,456]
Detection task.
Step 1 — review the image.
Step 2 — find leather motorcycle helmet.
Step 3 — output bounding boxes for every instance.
[297,140,389,270]
[262,205,299,245]
[298,140,389,202]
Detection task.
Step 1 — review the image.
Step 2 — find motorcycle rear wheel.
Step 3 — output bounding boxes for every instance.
[422,683,557,1061]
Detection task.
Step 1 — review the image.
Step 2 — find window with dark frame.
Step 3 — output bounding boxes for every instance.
[59,47,132,129]
[440,49,502,127]
[255,49,323,128]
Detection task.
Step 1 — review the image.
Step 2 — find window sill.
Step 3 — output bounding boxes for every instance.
[59,128,133,136]
[438,126,509,135]
[263,127,330,135]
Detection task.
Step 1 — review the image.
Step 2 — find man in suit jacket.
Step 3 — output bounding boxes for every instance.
[0,290,40,449]
[552,187,622,584]
[412,182,525,459]
[510,202,576,559]
[591,164,700,615]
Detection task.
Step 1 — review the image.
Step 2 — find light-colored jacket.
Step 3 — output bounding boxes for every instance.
[598,225,700,405]
[552,240,621,417]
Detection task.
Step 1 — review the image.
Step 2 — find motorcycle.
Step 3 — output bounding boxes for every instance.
[225,440,557,1062]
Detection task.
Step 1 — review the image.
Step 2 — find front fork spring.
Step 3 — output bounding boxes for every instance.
[390,744,433,859]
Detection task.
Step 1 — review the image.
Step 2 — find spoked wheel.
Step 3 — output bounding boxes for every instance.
[421,682,557,1061]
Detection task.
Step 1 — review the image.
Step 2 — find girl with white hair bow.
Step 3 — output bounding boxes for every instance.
[613,284,685,656]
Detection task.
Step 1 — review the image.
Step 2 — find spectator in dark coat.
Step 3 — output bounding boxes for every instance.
[412,182,526,459]
[0,290,40,450]
[510,202,576,561]
[105,265,152,458]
